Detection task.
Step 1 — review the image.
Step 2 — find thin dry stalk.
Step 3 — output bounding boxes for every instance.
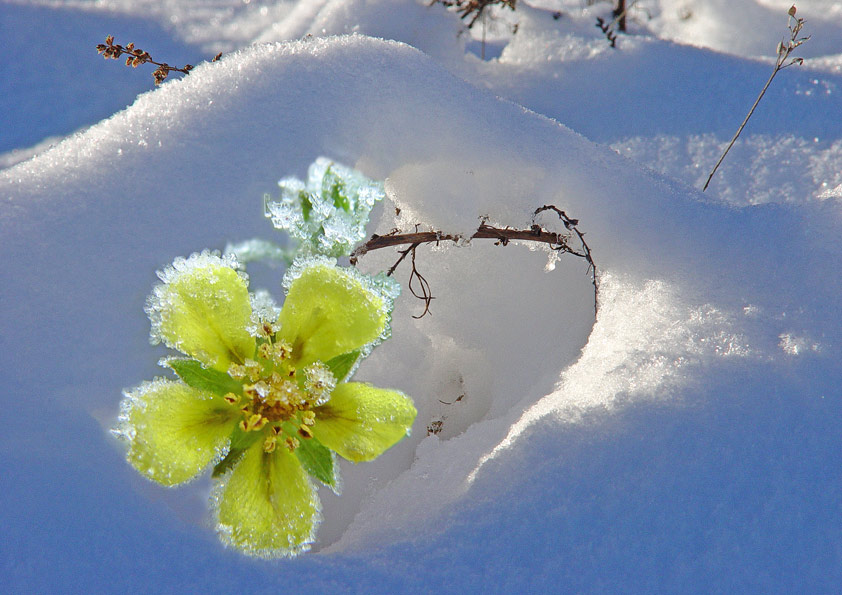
[430,0,516,29]
[96,35,222,85]
[703,6,809,191]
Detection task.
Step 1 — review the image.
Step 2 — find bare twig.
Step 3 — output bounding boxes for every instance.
[596,0,640,46]
[533,205,599,315]
[350,205,598,318]
[429,0,516,29]
[703,6,809,191]
[96,35,221,85]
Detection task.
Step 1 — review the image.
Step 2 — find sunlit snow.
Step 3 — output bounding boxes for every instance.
[2,0,841,591]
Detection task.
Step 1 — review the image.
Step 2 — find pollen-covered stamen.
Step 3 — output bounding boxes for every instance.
[223,392,240,405]
[240,413,268,432]
[229,334,337,450]
[243,359,262,381]
[263,433,277,453]
[303,361,336,406]
[228,363,247,380]
[257,320,280,338]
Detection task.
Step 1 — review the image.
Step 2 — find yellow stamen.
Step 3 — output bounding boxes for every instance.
[240,413,267,432]
[263,435,277,453]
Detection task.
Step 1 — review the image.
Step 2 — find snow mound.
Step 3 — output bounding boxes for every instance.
[2,10,842,591]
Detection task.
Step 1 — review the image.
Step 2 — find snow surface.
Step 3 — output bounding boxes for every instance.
[2,0,842,591]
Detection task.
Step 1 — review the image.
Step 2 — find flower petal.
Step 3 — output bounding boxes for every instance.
[213,441,320,558]
[277,262,387,367]
[147,252,255,370]
[312,382,417,463]
[115,378,239,486]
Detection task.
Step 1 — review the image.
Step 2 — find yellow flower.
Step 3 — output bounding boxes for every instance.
[114,252,416,558]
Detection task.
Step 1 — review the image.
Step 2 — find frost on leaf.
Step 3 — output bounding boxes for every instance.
[264,157,385,257]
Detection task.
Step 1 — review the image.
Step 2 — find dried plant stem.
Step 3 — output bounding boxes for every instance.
[351,205,598,317]
[97,35,222,85]
[703,6,808,191]
[351,225,579,254]
[429,0,516,30]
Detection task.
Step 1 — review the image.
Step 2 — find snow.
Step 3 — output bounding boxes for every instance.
[2,0,842,590]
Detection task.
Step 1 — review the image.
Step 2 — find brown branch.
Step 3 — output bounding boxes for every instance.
[350,205,598,318]
[352,225,583,259]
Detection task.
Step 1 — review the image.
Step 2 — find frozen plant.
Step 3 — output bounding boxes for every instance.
[264,158,386,258]
[96,35,222,86]
[703,5,810,191]
[113,252,415,558]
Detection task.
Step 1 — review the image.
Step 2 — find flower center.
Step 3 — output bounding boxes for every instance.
[226,331,335,453]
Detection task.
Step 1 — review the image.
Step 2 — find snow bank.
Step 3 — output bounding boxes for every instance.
[2,2,842,591]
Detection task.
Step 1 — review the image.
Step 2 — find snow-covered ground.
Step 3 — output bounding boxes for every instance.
[2,0,841,591]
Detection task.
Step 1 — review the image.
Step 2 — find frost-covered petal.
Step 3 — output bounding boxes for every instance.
[213,441,320,558]
[146,252,255,371]
[115,378,239,487]
[312,382,417,463]
[277,261,388,367]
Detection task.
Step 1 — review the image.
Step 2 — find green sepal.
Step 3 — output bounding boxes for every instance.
[299,190,312,221]
[295,437,338,491]
[324,167,351,212]
[212,426,262,478]
[167,358,243,397]
[324,351,360,382]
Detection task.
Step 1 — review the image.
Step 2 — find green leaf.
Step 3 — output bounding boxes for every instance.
[295,437,337,490]
[330,182,350,212]
[323,166,351,212]
[299,190,312,221]
[167,359,243,396]
[324,351,360,382]
[212,426,262,478]
[212,447,246,478]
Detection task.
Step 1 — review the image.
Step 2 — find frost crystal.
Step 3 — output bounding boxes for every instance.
[224,238,293,266]
[264,157,385,257]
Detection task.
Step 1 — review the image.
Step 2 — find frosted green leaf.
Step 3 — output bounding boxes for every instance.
[313,382,417,463]
[115,378,239,486]
[295,437,339,491]
[277,261,387,367]
[264,157,385,257]
[324,350,360,382]
[146,251,255,371]
[214,441,320,558]
[166,358,243,396]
